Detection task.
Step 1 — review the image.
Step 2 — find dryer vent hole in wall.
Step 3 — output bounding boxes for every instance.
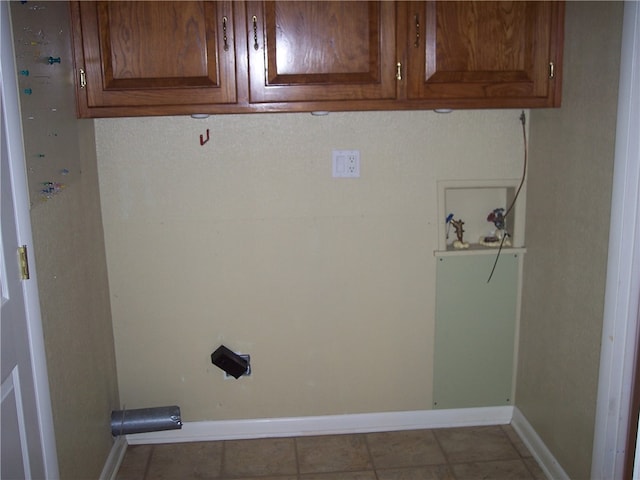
[210,345,251,379]
[224,355,251,379]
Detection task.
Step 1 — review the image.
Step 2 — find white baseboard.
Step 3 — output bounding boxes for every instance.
[511,407,570,480]
[99,435,128,480]
[126,406,514,445]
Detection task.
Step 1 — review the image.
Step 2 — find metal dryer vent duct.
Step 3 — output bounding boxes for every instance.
[110,405,182,436]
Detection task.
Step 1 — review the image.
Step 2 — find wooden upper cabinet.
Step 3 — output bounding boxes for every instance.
[246,1,397,104]
[70,1,238,116]
[68,1,564,117]
[401,1,564,108]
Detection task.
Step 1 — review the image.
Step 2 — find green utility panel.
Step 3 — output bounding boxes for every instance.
[433,253,519,409]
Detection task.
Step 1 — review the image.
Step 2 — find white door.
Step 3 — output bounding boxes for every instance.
[1,2,58,478]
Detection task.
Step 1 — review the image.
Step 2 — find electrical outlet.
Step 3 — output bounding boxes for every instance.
[332,150,360,178]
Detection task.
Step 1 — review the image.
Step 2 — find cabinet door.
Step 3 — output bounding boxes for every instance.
[404,1,563,108]
[246,1,397,104]
[72,1,237,115]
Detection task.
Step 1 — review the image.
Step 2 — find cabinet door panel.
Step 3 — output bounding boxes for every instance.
[433,254,519,409]
[78,1,237,108]
[248,1,396,103]
[405,1,562,106]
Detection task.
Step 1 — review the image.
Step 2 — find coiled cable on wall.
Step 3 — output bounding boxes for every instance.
[487,110,528,283]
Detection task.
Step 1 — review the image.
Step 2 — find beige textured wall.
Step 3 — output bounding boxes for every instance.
[96,110,527,421]
[12,2,120,478]
[517,2,623,479]
[30,119,120,478]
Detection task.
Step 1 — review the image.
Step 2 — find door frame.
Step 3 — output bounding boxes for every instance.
[592,1,640,478]
[1,2,59,477]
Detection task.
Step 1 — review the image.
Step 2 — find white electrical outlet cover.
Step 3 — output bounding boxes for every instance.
[332,150,360,178]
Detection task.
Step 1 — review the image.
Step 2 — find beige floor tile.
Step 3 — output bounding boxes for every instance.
[376,464,455,480]
[296,434,372,474]
[116,444,152,480]
[146,442,223,479]
[450,459,534,479]
[115,425,539,480]
[434,426,520,464]
[223,437,297,477]
[366,429,447,468]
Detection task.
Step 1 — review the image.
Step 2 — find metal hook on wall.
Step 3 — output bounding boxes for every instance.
[199,129,210,146]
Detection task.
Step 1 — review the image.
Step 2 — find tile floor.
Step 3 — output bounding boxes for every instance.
[115,424,547,480]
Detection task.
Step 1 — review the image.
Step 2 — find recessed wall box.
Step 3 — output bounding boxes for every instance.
[211,345,249,379]
[437,179,525,252]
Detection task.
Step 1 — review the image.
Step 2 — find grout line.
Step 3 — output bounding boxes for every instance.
[431,426,453,468]
[521,458,540,480]
[293,437,300,476]
[501,425,520,456]
[499,425,537,480]
[361,432,380,479]
[500,426,542,480]
[142,445,154,480]
[219,440,227,478]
